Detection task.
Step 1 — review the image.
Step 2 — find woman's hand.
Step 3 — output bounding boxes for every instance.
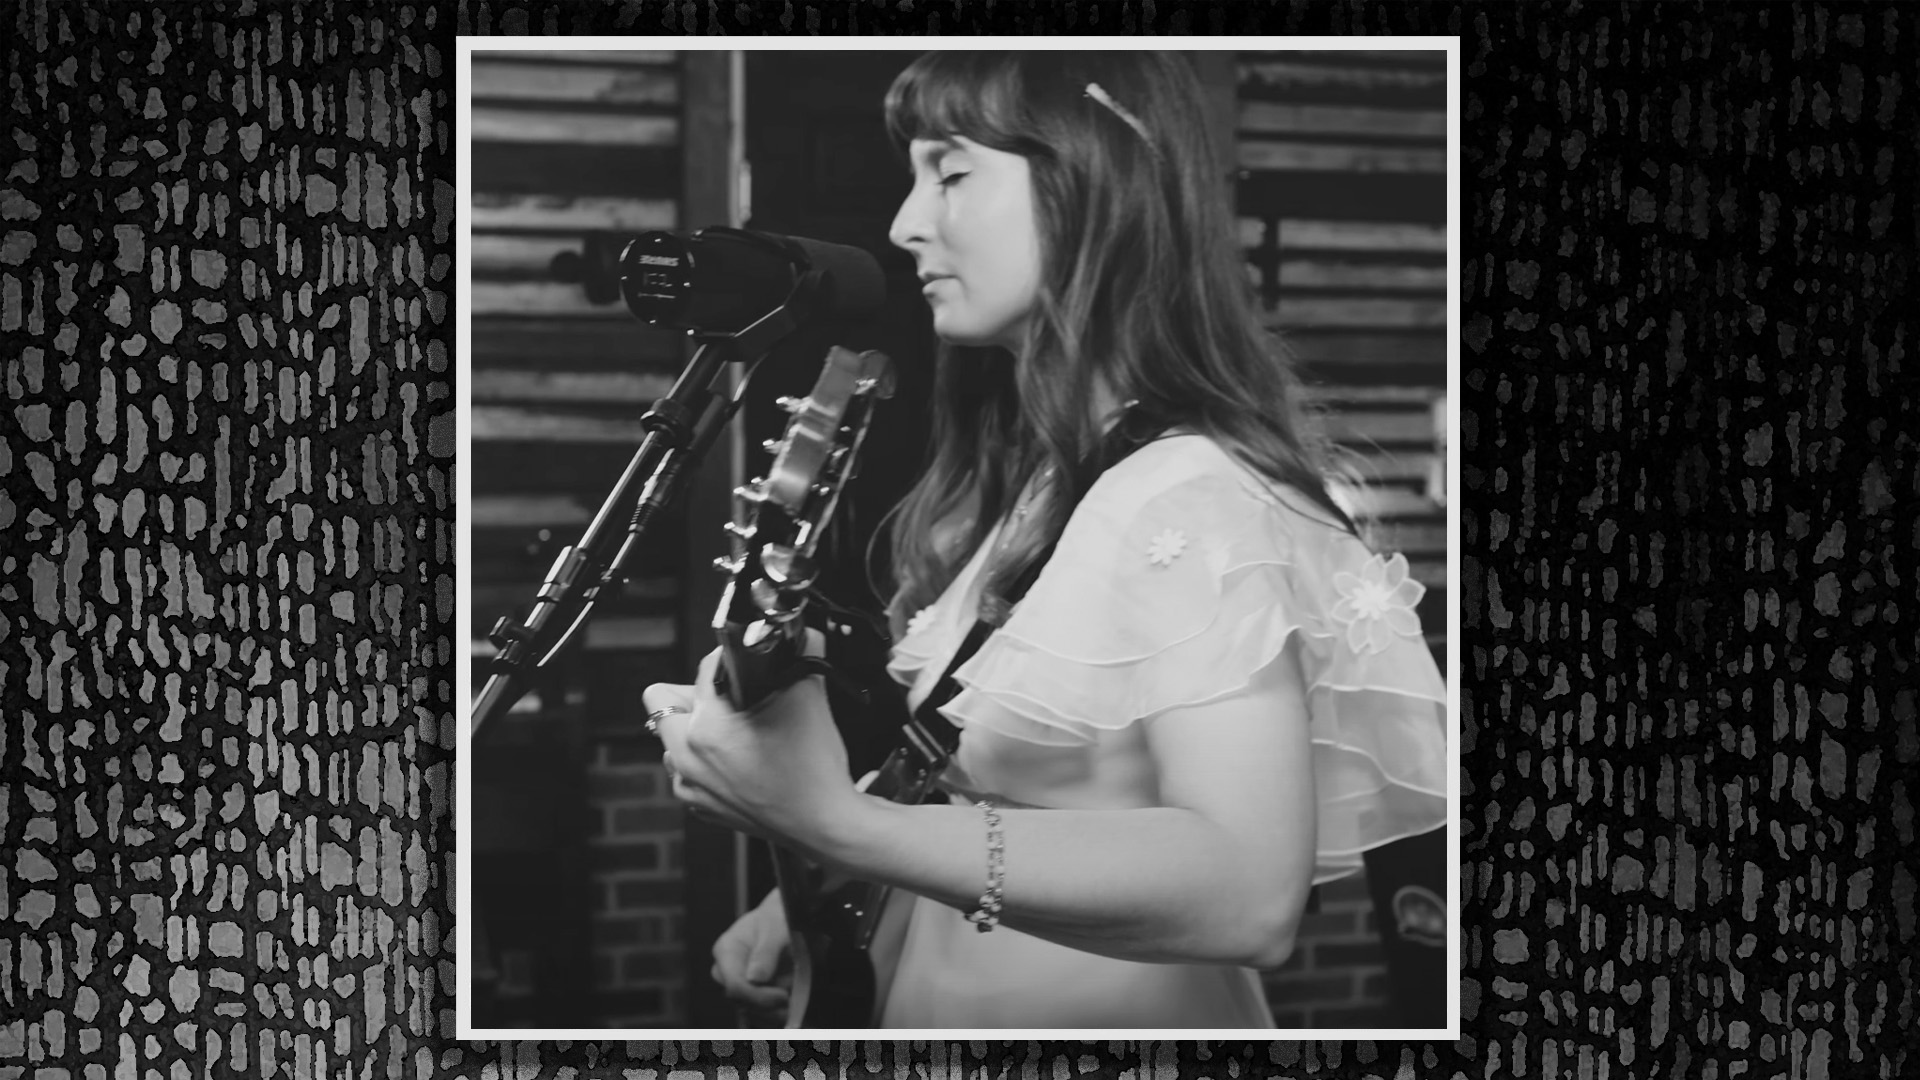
[710,889,792,1019]
[642,633,865,857]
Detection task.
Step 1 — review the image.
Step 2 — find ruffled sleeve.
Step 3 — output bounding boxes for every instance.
[883,516,1003,707]
[942,436,1448,882]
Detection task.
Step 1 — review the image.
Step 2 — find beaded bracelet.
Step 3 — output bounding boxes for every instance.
[963,800,1005,932]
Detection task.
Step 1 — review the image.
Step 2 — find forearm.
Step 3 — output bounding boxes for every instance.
[808,797,1309,969]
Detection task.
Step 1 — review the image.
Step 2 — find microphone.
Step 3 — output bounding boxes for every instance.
[619,227,887,334]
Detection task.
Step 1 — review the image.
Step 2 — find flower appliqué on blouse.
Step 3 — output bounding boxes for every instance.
[1330,553,1425,655]
[905,607,936,639]
[1146,528,1189,567]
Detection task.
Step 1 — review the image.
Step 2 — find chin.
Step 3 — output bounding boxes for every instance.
[932,315,1019,351]
[931,324,992,349]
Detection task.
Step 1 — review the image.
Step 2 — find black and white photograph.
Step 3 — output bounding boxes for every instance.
[7,0,1911,1073]
[456,40,1457,1036]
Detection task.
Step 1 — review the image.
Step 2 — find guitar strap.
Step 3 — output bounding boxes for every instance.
[905,410,1172,761]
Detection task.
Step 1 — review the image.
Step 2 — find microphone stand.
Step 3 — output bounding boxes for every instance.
[470,271,825,740]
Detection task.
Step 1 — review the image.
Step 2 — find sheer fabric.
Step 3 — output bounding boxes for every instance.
[877,433,1448,1027]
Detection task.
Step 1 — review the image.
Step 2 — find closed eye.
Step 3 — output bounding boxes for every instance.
[937,172,968,188]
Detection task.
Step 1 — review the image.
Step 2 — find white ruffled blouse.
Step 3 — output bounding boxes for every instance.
[875,433,1449,1028]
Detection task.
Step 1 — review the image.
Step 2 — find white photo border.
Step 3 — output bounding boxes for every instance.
[455,34,1462,1042]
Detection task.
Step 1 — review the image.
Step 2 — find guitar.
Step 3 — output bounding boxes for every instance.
[709,343,939,1028]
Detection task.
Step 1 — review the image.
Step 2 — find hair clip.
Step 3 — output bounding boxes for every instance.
[1084,82,1161,160]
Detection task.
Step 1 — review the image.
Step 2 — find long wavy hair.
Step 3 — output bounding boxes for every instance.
[879,51,1358,637]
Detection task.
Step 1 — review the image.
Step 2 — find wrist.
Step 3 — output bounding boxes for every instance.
[803,788,894,878]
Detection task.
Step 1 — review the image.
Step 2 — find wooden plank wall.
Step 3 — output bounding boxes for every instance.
[469,50,687,668]
[468,49,693,1028]
[1236,49,1449,664]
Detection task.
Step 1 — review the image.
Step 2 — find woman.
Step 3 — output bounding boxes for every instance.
[643,51,1448,1028]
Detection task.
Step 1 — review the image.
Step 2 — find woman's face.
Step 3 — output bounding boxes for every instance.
[889,135,1041,351]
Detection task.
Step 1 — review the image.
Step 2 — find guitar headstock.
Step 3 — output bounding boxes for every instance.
[713,346,895,710]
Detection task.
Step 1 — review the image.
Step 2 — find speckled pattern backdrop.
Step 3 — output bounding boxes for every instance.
[2,1,1914,1077]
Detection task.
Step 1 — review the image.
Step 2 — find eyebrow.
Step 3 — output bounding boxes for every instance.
[908,138,962,174]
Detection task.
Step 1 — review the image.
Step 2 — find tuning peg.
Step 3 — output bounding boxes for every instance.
[750,579,783,614]
[733,478,769,503]
[775,395,813,415]
[723,521,757,540]
[812,483,834,498]
[761,437,786,456]
[711,555,745,575]
[759,544,816,590]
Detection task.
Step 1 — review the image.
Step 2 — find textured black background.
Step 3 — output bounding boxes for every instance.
[2,0,1915,1076]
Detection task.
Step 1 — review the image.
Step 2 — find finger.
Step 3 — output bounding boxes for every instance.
[732,983,790,1012]
[709,956,789,1012]
[712,933,750,985]
[696,648,722,694]
[743,947,774,984]
[691,671,726,721]
[641,683,697,746]
[640,682,696,716]
[713,970,788,1012]
[653,693,698,765]
[744,930,785,984]
[665,756,707,807]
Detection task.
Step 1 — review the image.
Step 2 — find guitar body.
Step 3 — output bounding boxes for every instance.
[774,849,883,1026]
[779,856,918,1027]
[774,743,946,1027]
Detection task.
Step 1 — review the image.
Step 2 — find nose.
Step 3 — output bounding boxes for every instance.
[888,181,932,255]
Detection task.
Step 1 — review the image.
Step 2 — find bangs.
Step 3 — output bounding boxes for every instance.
[883,52,1030,158]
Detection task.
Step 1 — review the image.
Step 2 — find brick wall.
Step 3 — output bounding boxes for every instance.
[1264,873,1391,1028]
[585,738,684,1026]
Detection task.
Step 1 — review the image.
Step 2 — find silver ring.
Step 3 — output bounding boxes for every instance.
[645,705,686,735]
